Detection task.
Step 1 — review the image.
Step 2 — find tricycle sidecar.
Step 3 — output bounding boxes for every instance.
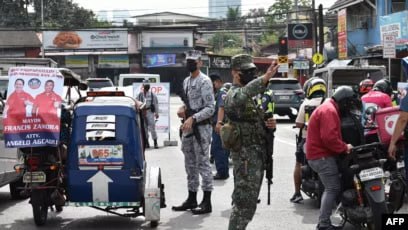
[66,92,165,227]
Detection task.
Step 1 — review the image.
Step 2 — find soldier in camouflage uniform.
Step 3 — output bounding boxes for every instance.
[172,50,215,215]
[224,54,279,229]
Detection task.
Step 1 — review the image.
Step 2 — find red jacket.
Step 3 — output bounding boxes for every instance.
[306,99,348,160]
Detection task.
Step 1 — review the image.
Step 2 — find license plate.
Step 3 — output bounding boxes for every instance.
[23,171,46,183]
[359,167,384,182]
[397,160,405,169]
[280,95,290,100]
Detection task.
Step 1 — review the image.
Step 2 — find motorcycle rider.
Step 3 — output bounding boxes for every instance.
[361,79,393,143]
[306,86,358,230]
[358,79,374,97]
[290,77,326,203]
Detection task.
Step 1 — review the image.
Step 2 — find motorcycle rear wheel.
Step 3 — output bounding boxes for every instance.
[31,190,48,226]
[367,199,387,230]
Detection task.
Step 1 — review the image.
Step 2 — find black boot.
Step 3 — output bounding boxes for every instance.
[192,191,212,215]
[172,191,197,211]
[145,140,150,148]
[154,139,158,149]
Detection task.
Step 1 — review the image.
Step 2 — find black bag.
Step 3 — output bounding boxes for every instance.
[150,92,156,113]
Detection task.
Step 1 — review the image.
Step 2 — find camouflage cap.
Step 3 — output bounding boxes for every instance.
[185,50,202,60]
[231,54,256,70]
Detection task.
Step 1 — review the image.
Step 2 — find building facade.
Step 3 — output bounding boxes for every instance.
[329,0,408,82]
[209,0,242,19]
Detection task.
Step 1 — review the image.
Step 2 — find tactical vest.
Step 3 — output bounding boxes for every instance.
[224,89,266,147]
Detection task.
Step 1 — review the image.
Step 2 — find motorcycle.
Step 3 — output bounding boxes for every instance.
[332,142,389,230]
[12,68,87,226]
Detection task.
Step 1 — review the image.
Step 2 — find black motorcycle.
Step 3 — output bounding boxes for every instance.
[17,146,66,226]
[332,143,392,230]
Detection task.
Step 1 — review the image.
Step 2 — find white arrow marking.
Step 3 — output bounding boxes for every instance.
[87,171,113,202]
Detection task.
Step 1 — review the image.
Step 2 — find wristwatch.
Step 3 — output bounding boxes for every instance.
[217,121,223,124]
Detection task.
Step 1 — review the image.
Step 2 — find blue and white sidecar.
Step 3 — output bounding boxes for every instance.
[66,91,165,228]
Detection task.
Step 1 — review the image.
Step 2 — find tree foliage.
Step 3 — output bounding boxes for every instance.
[267,0,293,22]
[226,6,241,28]
[0,0,110,28]
[208,32,243,54]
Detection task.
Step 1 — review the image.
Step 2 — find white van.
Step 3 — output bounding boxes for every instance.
[118,73,160,87]
[312,60,386,97]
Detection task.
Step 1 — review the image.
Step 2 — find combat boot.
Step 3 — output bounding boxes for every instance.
[191,191,212,215]
[154,139,158,149]
[172,191,197,211]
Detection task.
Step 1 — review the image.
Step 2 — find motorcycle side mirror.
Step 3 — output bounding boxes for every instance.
[290,107,298,116]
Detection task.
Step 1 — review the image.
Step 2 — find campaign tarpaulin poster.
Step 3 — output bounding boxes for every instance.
[133,83,170,134]
[3,67,64,148]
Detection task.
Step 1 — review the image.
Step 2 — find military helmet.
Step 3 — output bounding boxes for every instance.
[359,79,374,95]
[303,77,327,99]
[373,79,393,96]
[231,54,256,71]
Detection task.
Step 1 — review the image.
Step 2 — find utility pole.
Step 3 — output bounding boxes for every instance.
[318,4,324,54]
[41,0,45,58]
[312,0,317,54]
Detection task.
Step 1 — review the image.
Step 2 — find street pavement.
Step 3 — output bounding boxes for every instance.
[0,96,406,229]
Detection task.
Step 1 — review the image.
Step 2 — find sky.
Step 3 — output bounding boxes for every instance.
[72,0,338,19]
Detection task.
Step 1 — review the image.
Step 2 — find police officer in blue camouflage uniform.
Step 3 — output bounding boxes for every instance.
[210,72,231,180]
[172,50,215,215]
[224,54,279,229]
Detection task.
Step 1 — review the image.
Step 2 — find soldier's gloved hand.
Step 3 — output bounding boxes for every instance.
[265,117,276,129]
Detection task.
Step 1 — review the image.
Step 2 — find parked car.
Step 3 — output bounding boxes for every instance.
[268,78,304,120]
[0,76,8,100]
[86,78,114,90]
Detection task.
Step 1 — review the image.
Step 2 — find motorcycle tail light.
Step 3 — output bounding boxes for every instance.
[370,185,381,191]
[50,165,57,171]
[27,157,40,171]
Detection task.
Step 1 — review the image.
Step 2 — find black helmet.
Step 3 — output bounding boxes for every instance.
[303,77,326,99]
[373,79,392,96]
[332,86,361,115]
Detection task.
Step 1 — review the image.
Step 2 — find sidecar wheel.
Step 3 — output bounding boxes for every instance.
[150,220,158,228]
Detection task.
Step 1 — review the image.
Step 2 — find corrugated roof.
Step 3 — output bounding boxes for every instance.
[0,31,41,48]
[329,0,364,12]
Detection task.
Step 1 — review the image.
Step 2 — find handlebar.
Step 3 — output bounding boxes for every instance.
[350,142,382,154]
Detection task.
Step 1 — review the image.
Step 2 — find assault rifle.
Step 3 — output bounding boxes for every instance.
[178,90,202,143]
[264,111,275,205]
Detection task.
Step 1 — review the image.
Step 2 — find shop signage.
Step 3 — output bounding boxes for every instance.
[43,30,128,50]
[288,23,313,48]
